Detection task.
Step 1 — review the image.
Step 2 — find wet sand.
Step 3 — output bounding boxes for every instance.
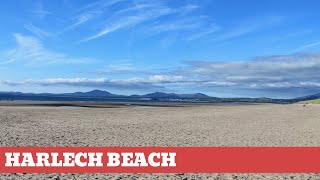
[0,102,320,179]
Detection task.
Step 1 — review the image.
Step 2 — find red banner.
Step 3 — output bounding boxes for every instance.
[0,147,320,173]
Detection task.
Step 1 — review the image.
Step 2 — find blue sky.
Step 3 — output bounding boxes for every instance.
[1,0,320,98]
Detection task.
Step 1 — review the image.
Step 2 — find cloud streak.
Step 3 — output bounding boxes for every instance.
[24,23,52,38]
[65,1,283,44]
[294,41,320,52]
[30,2,51,19]
[211,15,285,43]
[0,34,91,65]
[83,16,145,41]
[68,0,126,30]
[81,1,206,41]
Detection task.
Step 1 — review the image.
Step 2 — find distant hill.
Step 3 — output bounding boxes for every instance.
[141,92,179,98]
[62,90,115,97]
[131,92,210,98]
[293,93,320,102]
[297,98,320,104]
[0,91,26,95]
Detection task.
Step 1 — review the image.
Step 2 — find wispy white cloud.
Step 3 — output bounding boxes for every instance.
[113,1,159,15]
[30,2,51,19]
[82,16,145,41]
[179,4,199,15]
[149,16,207,33]
[24,23,52,38]
[185,25,220,41]
[56,0,216,42]
[69,10,103,29]
[0,59,15,65]
[0,34,91,65]
[82,2,201,41]
[68,0,126,30]
[212,15,286,42]
[133,4,219,44]
[76,0,125,13]
[294,41,320,52]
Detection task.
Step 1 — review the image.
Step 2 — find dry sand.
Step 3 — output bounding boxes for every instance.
[0,102,320,179]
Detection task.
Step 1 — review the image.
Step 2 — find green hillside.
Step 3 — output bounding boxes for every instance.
[297,98,320,104]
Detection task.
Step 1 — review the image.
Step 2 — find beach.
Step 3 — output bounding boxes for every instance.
[1,102,320,179]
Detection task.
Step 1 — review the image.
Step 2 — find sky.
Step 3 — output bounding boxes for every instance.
[1,0,320,98]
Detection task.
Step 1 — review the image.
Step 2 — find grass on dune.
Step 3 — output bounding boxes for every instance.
[297,98,320,104]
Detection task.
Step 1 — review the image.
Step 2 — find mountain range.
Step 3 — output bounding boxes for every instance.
[0,90,210,99]
[0,89,319,103]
